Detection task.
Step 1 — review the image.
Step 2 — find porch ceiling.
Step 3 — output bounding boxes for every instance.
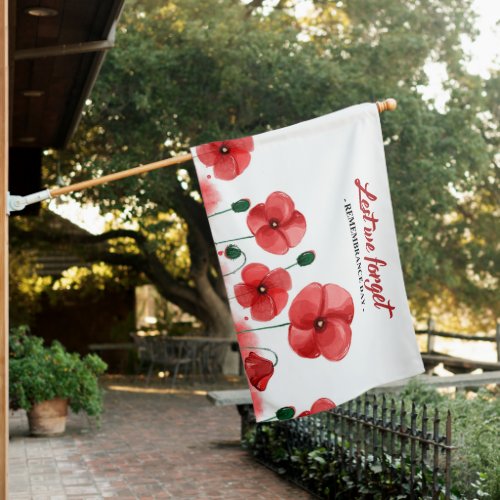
[10,0,125,149]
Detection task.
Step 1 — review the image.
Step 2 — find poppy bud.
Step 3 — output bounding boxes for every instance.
[297,251,316,267]
[245,352,274,391]
[224,245,242,260]
[276,406,296,420]
[231,199,251,213]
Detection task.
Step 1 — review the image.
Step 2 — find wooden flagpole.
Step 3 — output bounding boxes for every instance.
[1,0,9,496]
[51,153,193,197]
[49,99,397,199]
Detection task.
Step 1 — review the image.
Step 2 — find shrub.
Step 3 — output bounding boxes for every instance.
[9,326,108,418]
[401,381,499,498]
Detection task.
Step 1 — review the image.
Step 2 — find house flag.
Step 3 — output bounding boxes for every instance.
[191,103,424,422]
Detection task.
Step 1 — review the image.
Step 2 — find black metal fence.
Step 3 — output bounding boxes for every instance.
[246,394,453,499]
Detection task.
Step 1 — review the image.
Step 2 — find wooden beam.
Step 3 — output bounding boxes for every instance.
[421,353,500,373]
[14,39,115,60]
[0,0,9,496]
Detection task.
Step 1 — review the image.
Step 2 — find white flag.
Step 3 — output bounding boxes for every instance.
[191,103,424,422]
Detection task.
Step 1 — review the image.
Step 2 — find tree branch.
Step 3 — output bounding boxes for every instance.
[91,229,147,245]
[89,251,147,269]
[88,246,212,323]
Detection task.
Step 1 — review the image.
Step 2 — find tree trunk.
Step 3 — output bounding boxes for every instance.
[194,272,234,336]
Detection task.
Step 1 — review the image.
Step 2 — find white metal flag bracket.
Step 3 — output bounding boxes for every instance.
[7,189,52,215]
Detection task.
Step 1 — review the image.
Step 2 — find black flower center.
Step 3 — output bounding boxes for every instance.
[270,219,279,229]
[220,145,229,154]
[314,318,326,331]
[258,285,267,294]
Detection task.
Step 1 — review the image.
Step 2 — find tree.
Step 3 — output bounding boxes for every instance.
[38,0,498,334]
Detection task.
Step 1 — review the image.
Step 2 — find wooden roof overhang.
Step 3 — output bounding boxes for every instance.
[8,0,125,213]
[10,0,125,149]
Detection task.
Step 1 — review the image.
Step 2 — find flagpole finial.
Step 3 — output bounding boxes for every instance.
[376,98,397,113]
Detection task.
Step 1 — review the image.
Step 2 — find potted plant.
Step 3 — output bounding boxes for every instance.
[9,326,107,436]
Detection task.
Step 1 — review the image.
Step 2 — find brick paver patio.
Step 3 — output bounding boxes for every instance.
[9,378,311,499]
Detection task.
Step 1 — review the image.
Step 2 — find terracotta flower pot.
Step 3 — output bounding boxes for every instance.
[27,397,68,436]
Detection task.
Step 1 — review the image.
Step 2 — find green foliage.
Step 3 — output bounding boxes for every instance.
[401,381,500,497]
[246,384,499,498]
[443,390,500,499]
[401,382,500,498]
[44,0,498,329]
[400,378,446,406]
[9,326,108,417]
[8,248,52,326]
[248,420,446,498]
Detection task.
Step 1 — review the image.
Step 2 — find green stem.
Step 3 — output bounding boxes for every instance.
[208,208,232,218]
[237,322,290,334]
[223,252,247,277]
[285,262,298,270]
[215,235,254,245]
[240,346,278,366]
[259,415,277,423]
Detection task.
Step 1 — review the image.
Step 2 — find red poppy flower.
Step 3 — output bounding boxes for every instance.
[298,398,336,417]
[234,263,292,321]
[196,137,254,180]
[288,283,354,361]
[247,192,307,255]
[244,352,274,391]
